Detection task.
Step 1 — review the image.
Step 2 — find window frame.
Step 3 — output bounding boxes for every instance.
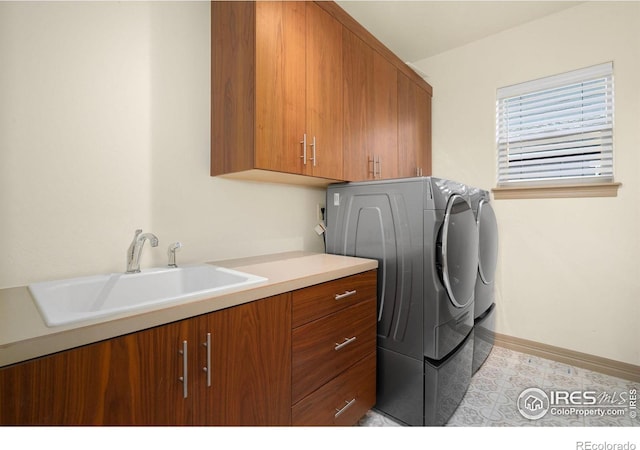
[493,62,620,199]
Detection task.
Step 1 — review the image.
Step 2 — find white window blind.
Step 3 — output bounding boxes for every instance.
[496,62,614,186]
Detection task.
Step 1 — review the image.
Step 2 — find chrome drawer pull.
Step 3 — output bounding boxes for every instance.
[334,336,357,351]
[203,332,211,387]
[178,340,188,399]
[335,290,356,300]
[335,398,357,418]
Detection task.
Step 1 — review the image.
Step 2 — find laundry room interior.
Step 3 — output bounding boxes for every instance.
[0,0,638,442]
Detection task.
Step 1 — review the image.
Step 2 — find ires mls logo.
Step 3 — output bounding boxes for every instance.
[517,387,550,420]
[517,387,638,420]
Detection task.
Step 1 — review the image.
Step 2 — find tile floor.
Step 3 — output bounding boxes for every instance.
[359,346,640,427]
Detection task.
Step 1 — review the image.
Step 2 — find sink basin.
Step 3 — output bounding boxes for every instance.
[28,265,267,327]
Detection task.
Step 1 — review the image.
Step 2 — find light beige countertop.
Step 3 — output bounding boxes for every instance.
[0,252,377,368]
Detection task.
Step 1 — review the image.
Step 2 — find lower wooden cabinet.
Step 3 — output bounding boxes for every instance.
[0,272,377,426]
[0,318,195,425]
[291,270,377,426]
[0,294,291,426]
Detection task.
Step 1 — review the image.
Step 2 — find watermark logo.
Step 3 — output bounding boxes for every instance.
[576,442,637,450]
[517,387,637,420]
[517,387,550,420]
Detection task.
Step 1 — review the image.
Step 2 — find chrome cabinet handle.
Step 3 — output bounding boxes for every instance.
[309,136,316,167]
[335,398,357,418]
[300,134,307,165]
[203,332,211,387]
[178,340,188,399]
[334,336,357,351]
[334,290,356,300]
[368,156,375,178]
[368,155,382,178]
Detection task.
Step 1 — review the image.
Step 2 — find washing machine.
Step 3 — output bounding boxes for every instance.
[326,177,479,426]
[469,188,498,374]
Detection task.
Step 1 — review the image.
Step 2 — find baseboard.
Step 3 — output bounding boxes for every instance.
[494,332,640,383]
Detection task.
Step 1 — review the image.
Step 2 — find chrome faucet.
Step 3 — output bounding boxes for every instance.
[126,229,159,274]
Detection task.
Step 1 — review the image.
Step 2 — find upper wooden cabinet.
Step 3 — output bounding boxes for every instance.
[212,1,344,182]
[343,29,398,181]
[211,1,432,185]
[304,2,344,179]
[253,1,305,176]
[398,71,432,178]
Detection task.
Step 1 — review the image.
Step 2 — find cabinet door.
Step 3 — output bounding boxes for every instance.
[255,1,306,175]
[0,338,114,425]
[199,294,292,426]
[371,51,399,180]
[398,71,432,177]
[0,319,195,425]
[110,319,196,425]
[343,30,371,181]
[305,1,343,180]
[343,30,397,182]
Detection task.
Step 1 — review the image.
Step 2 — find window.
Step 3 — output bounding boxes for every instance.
[496,62,615,193]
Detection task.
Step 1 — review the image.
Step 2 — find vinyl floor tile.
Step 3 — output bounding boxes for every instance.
[359,346,639,427]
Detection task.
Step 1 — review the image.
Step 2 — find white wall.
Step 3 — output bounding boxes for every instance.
[415,2,640,365]
[0,1,325,289]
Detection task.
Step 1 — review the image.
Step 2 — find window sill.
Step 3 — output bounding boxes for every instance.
[492,182,621,200]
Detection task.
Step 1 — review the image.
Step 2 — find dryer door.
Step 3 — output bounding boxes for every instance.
[441,195,479,308]
[477,199,498,285]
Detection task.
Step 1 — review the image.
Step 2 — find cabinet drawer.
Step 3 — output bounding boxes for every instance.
[292,270,376,328]
[292,298,376,404]
[292,352,376,426]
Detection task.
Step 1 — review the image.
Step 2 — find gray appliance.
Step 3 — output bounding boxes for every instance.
[326,177,478,426]
[469,188,498,374]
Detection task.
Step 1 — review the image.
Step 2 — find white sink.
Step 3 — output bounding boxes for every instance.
[28,265,267,327]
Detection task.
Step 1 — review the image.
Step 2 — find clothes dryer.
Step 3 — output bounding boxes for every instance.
[469,188,498,374]
[326,177,478,426]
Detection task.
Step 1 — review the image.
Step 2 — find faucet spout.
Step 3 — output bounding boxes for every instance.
[126,229,159,274]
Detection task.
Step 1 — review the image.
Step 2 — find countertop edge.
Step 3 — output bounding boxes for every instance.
[0,253,377,368]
